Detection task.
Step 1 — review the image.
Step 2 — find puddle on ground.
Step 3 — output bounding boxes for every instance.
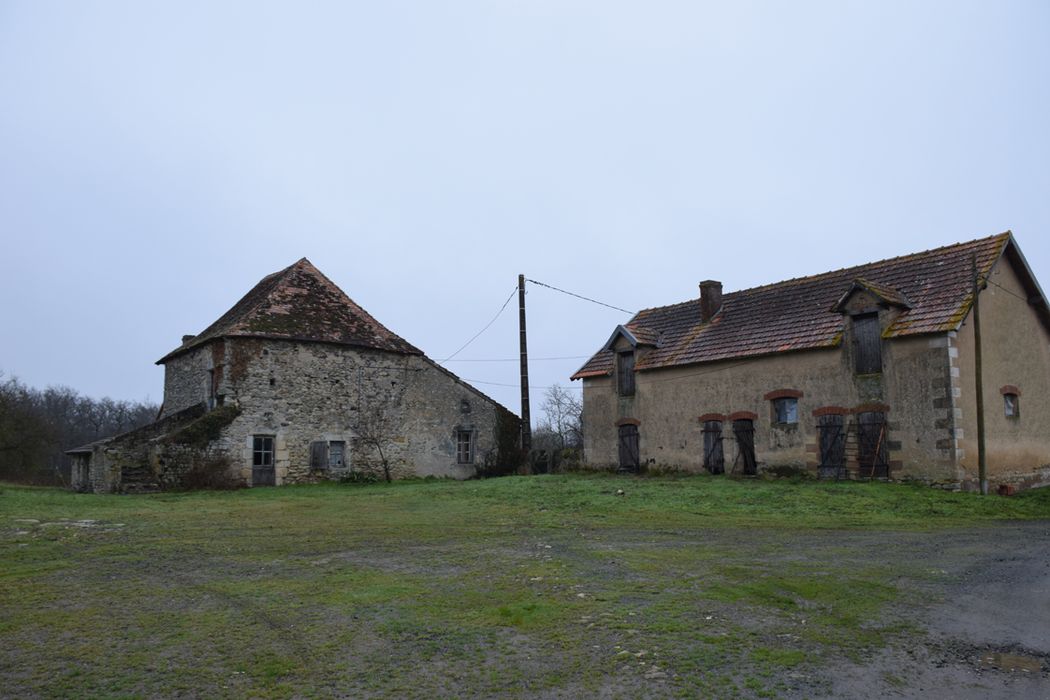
[979,652,1043,673]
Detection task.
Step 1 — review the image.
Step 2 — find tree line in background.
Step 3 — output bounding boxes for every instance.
[0,372,158,485]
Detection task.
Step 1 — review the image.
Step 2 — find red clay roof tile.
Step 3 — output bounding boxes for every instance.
[572,233,1012,379]
[158,258,422,363]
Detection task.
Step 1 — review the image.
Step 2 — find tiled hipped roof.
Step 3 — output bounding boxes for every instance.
[573,232,1019,379]
[158,259,422,363]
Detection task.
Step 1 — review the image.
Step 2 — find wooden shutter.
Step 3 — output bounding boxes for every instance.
[853,314,882,374]
[309,441,329,470]
[617,352,635,396]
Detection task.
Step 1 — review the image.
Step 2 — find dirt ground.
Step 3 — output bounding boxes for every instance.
[815,522,1050,699]
[3,483,1048,699]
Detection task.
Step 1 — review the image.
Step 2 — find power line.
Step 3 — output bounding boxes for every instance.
[526,278,634,314]
[464,377,583,390]
[441,355,590,363]
[438,287,517,363]
[983,277,1032,304]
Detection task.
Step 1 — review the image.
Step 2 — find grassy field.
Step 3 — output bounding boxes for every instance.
[2,475,1048,698]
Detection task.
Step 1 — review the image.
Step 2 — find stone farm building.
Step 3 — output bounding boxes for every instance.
[69,259,519,492]
[573,232,1050,491]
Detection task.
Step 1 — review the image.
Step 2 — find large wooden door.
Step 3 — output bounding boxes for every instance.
[818,415,847,479]
[617,424,640,472]
[702,420,724,474]
[857,412,888,478]
[732,419,757,476]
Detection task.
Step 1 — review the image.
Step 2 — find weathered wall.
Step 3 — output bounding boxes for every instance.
[581,311,958,481]
[76,404,210,492]
[160,338,514,486]
[953,256,1050,490]
[160,344,216,418]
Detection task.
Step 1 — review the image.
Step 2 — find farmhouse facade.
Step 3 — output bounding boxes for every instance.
[572,232,1050,491]
[69,259,519,492]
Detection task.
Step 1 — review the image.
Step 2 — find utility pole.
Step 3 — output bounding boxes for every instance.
[518,274,532,455]
[972,255,988,495]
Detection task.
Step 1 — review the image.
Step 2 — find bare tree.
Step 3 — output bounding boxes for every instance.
[532,384,583,472]
[538,384,583,451]
[354,403,398,482]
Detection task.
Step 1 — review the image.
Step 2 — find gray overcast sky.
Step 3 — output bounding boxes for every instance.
[2,1,1048,420]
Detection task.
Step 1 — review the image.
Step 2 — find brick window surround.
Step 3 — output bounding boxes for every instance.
[812,406,852,417]
[763,389,804,401]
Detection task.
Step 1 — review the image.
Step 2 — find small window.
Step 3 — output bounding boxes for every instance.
[329,441,346,468]
[456,430,474,464]
[853,313,882,374]
[1004,394,1019,418]
[617,351,636,396]
[253,435,275,468]
[772,397,798,425]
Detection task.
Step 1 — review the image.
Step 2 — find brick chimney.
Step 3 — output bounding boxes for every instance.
[699,280,723,323]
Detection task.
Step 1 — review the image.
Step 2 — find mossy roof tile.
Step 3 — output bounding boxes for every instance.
[158,259,422,363]
[572,232,1014,379]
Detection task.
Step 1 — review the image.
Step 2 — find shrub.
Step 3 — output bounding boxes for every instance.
[178,456,244,490]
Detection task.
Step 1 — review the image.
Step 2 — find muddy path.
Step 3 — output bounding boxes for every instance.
[818,522,1050,698]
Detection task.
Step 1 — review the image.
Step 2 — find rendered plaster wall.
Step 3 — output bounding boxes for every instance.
[952,256,1050,490]
[162,338,510,485]
[581,317,957,481]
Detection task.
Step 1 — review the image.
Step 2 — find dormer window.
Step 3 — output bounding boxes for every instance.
[852,314,882,374]
[617,351,635,396]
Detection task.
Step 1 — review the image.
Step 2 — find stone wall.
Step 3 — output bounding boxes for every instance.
[73,404,210,493]
[581,324,958,481]
[159,337,516,486]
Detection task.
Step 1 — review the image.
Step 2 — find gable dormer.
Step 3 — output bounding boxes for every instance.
[831,278,912,316]
[831,279,909,376]
[602,324,660,396]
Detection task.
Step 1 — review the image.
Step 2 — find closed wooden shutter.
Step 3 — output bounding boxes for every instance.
[617,352,635,396]
[853,314,882,374]
[309,441,329,470]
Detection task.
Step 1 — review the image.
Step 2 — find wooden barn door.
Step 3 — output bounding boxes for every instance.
[733,419,757,475]
[617,424,640,472]
[857,412,888,478]
[817,415,847,479]
[702,420,725,474]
